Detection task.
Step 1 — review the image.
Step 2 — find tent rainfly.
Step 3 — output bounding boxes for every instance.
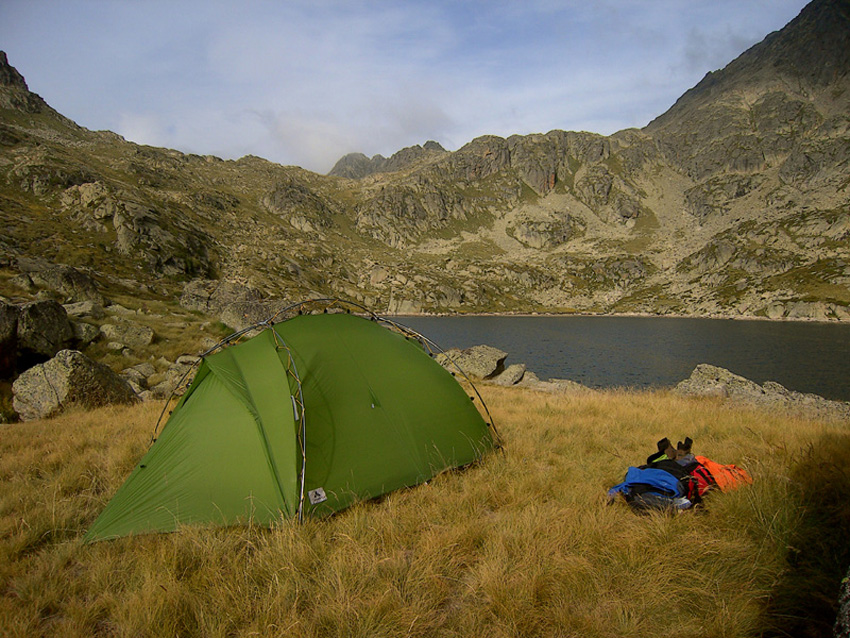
[85,304,497,542]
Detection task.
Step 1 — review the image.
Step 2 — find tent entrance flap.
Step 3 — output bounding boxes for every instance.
[203,329,303,520]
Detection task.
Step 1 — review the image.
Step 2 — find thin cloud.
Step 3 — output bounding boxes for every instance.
[0,0,811,173]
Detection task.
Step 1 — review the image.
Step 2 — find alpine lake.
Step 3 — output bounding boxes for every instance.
[395,315,850,402]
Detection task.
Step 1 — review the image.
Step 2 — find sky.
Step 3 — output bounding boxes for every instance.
[0,0,810,174]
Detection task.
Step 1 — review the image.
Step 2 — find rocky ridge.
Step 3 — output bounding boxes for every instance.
[328,141,448,179]
[1,1,848,322]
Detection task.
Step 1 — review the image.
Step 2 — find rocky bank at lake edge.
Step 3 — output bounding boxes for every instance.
[435,345,850,422]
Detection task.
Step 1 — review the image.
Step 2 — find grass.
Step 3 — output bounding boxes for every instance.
[1,387,849,637]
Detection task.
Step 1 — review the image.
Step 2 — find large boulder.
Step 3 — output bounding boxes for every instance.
[180,279,282,330]
[517,371,591,393]
[120,361,159,397]
[675,364,766,401]
[16,300,74,359]
[71,321,101,346]
[435,345,507,379]
[99,318,155,348]
[180,279,264,315]
[12,349,139,421]
[63,300,105,320]
[490,363,527,386]
[675,364,850,421]
[219,300,289,331]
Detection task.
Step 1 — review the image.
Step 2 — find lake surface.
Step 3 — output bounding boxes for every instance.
[395,315,850,402]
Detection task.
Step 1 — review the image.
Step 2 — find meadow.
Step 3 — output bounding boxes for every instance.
[1,386,848,637]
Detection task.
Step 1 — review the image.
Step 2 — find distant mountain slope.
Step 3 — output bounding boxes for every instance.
[328,140,447,179]
[646,0,850,181]
[0,0,848,321]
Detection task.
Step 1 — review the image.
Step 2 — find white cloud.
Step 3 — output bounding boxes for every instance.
[116,112,174,148]
[0,0,811,173]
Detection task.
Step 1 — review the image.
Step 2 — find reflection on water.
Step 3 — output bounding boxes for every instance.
[397,315,850,402]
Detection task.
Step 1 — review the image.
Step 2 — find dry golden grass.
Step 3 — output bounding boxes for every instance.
[1,387,849,637]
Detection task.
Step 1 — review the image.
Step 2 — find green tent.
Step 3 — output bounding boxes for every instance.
[85,310,496,541]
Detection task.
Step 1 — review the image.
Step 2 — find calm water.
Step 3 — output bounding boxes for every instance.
[396,316,850,402]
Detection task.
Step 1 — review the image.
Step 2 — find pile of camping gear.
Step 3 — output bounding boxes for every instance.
[608,437,752,513]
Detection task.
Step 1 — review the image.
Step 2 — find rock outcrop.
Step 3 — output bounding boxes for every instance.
[18,263,108,305]
[0,50,54,113]
[435,345,508,379]
[11,349,138,421]
[433,344,592,394]
[99,318,155,349]
[179,279,285,329]
[328,141,447,179]
[490,363,527,386]
[675,363,850,420]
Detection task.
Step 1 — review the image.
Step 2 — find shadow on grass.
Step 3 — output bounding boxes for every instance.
[762,431,850,638]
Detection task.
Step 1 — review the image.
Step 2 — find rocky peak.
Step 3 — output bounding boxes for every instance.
[0,51,29,90]
[327,152,375,179]
[761,0,850,87]
[0,51,51,113]
[328,140,448,179]
[647,0,850,133]
[642,0,850,183]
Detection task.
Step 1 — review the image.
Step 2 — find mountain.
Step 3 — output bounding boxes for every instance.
[0,0,848,322]
[328,141,448,179]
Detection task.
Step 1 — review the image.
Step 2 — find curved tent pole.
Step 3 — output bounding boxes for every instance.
[151,320,282,441]
[151,297,500,449]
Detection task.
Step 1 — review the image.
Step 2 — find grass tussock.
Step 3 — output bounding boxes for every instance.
[1,387,849,637]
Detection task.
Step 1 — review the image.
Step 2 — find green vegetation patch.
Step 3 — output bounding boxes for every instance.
[767,258,850,304]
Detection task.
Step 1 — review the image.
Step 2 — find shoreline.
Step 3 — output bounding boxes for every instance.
[386,310,850,324]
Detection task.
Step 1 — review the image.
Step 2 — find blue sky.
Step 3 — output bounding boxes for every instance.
[1,0,809,173]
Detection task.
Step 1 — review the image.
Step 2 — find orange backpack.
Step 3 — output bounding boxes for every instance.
[694,455,753,492]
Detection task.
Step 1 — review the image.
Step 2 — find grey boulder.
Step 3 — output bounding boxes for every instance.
[435,345,508,379]
[63,300,105,320]
[675,364,850,421]
[490,363,527,386]
[219,300,288,331]
[12,349,138,421]
[72,321,101,346]
[517,371,590,393]
[28,264,107,305]
[99,318,155,348]
[179,279,264,315]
